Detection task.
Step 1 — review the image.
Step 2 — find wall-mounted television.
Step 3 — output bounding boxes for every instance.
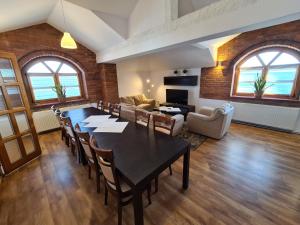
[166,89,188,105]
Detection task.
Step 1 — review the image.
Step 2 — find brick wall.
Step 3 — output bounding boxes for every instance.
[200,20,300,107]
[98,63,119,103]
[0,23,119,105]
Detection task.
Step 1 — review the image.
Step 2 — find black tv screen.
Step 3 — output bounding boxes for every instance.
[166,89,188,105]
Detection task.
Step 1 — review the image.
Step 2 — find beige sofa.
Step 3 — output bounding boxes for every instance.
[120,94,156,111]
[187,103,234,139]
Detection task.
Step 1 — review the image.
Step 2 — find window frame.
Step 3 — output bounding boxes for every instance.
[232,47,300,99]
[24,57,84,106]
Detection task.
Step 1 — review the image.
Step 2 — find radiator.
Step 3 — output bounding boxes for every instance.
[32,103,96,133]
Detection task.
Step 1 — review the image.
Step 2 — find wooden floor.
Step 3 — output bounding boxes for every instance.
[1,123,300,225]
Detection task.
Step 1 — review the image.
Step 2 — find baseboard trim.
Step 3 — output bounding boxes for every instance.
[232,120,294,133]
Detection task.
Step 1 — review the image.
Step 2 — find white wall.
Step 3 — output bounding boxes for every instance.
[116,60,150,97]
[129,0,167,37]
[150,69,200,110]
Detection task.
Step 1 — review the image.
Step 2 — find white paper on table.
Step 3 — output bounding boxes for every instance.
[159,106,181,112]
[93,122,128,133]
[81,115,111,123]
[168,107,181,112]
[83,118,118,127]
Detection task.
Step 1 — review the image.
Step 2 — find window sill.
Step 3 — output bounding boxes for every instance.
[31,98,90,112]
[230,96,300,107]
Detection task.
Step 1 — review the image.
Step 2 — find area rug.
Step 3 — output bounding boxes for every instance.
[177,126,207,151]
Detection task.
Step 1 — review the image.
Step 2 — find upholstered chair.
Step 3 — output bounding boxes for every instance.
[152,114,176,192]
[97,100,103,111]
[74,124,101,193]
[187,103,234,139]
[110,103,121,118]
[60,116,77,156]
[51,105,66,141]
[135,109,150,127]
[89,135,151,225]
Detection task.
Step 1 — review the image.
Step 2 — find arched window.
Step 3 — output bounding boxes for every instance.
[232,47,300,98]
[25,57,83,103]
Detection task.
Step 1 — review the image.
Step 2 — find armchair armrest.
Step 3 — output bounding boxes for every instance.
[187,112,216,121]
[142,99,156,109]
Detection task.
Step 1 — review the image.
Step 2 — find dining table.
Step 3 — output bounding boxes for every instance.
[64,107,191,225]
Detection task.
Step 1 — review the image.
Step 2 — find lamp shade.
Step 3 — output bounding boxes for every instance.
[61,32,77,49]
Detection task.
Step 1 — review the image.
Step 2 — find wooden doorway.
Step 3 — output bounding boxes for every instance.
[0,51,41,174]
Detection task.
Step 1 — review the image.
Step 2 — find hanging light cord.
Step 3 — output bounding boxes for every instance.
[60,0,67,31]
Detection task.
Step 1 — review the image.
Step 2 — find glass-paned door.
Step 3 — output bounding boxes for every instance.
[0,51,41,174]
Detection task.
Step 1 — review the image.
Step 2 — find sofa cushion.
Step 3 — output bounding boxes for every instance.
[133,95,145,105]
[120,96,135,105]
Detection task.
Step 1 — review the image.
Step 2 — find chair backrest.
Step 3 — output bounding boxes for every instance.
[97,100,103,110]
[50,105,57,112]
[110,103,121,117]
[74,124,97,163]
[152,114,175,136]
[135,109,150,127]
[89,135,121,192]
[103,102,111,113]
[60,116,75,138]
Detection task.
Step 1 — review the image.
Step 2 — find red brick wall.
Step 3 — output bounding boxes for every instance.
[200,20,300,107]
[98,63,119,103]
[0,23,103,103]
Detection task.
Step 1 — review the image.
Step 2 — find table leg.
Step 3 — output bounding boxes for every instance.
[133,188,144,225]
[183,145,190,190]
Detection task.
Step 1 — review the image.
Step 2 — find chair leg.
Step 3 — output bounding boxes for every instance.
[147,184,152,205]
[104,185,108,205]
[65,135,70,146]
[155,176,158,193]
[169,165,173,176]
[88,165,91,179]
[96,169,100,193]
[118,201,122,225]
[71,142,75,155]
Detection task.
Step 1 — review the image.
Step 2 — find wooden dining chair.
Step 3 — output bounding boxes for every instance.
[102,102,111,113]
[110,103,121,118]
[89,135,152,225]
[60,115,77,156]
[152,114,176,192]
[97,99,104,110]
[135,109,150,127]
[74,124,101,193]
[51,105,66,141]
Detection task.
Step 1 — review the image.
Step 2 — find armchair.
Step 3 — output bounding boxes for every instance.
[187,103,234,139]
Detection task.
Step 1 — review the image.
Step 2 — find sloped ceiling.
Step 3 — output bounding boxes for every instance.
[66,0,138,18]
[178,0,221,17]
[47,0,125,52]
[0,0,130,53]
[0,0,55,32]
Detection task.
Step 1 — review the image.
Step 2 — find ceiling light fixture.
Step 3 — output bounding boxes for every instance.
[60,0,77,49]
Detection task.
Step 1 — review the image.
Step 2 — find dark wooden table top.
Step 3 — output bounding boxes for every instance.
[65,107,190,188]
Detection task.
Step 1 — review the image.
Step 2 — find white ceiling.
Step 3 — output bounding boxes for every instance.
[66,0,138,18]
[115,34,240,72]
[0,0,55,32]
[0,0,228,54]
[178,0,221,17]
[47,0,125,52]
